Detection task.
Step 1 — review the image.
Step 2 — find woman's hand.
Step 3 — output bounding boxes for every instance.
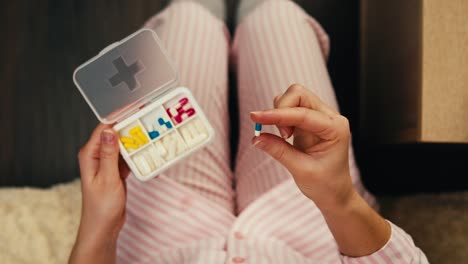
[69,124,129,264]
[251,84,390,257]
[250,84,354,211]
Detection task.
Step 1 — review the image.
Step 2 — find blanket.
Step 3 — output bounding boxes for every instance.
[1,179,467,263]
[0,180,81,264]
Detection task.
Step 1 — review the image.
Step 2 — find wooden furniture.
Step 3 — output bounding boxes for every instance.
[360,0,468,143]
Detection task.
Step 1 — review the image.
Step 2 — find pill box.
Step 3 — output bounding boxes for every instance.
[73,29,214,181]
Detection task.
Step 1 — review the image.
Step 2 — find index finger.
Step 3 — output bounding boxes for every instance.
[273,85,338,139]
[250,107,339,140]
[277,84,338,115]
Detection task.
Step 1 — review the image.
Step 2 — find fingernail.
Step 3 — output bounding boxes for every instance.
[279,128,289,139]
[101,129,115,145]
[250,111,261,115]
[253,139,266,149]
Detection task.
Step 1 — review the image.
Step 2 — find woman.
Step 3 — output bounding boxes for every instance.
[70,0,428,263]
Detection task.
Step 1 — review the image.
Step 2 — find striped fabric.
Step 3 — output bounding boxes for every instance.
[116,1,428,263]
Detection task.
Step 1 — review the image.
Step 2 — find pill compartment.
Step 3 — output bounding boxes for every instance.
[118,121,151,154]
[177,117,209,148]
[74,29,214,181]
[153,131,188,162]
[164,95,197,125]
[140,106,175,141]
[130,145,161,176]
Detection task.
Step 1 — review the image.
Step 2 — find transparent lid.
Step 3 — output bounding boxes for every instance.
[73,29,178,124]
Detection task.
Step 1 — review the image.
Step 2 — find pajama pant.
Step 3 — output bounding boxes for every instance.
[116,1,384,262]
[141,0,372,212]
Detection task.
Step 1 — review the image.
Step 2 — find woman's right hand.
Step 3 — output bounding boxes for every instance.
[251,84,390,257]
[250,84,355,211]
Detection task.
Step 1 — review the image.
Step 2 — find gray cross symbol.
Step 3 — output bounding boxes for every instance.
[109,57,144,91]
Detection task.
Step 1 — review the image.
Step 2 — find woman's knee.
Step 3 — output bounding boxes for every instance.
[145,1,225,35]
[240,0,307,30]
[237,0,329,62]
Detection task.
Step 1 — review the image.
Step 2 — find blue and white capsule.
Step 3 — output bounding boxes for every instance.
[254,123,262,137]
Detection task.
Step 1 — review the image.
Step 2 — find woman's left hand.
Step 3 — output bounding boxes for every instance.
[69,124,129,264]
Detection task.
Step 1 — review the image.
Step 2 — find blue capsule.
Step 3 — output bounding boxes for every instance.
[254,123,262,136]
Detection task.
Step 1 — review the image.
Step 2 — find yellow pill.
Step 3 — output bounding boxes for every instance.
[120,137,135,144]
[139,137,149,145]
[133,135,145,145]
[137,132,149,143]
[129,130,140,137]
[124,143,139,149]
[129,126,142,134]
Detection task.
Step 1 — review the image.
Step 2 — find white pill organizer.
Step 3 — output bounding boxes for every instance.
[73,28,214,181]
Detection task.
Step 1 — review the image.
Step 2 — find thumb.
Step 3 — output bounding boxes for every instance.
[252,133,307,171]
[99,129,120,180]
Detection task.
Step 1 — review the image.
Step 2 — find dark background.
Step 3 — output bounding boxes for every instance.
[1,0,467,194]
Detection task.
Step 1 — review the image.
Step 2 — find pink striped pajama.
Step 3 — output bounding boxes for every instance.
[117,1,428,263]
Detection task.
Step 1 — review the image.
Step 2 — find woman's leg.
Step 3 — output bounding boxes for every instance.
[233,0,376,212]
[139,1,234,211]
[116,2,234,262]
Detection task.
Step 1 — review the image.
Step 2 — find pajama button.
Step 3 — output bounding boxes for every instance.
[232,256,245,263]
[234,231,245,240]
